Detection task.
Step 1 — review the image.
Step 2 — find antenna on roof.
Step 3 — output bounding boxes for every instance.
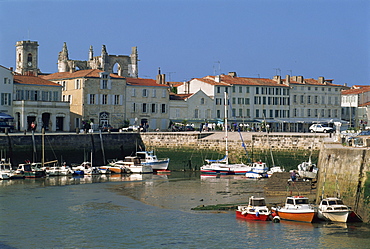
[213,61,221,75]
[273,68,281,76]
[166,72,176,82]
[287,70,292,76]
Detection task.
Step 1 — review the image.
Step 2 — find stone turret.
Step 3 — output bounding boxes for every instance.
[130,46,138,78]
[58,42,69,72]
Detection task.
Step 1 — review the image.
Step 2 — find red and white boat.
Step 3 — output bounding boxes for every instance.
[271,196,316,223]
[236,196,271,221]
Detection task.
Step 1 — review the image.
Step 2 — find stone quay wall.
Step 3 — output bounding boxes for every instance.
[140,132,329,152]
[316,143,370,223]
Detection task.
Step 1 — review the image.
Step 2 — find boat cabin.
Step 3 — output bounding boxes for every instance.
[249,197,267,207]
[286,196,310,205]
[123,156,141,166]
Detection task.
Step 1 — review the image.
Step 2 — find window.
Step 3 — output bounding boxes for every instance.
[194,109,199,118]
[143,89,148,97]
[151,103,156,113]
[102,94,108,105]
[132,89,136,97]
[3,78,8,84]
[89,94,95,104]
[217,110,221,118]
[132,103,136,112]
[53,91,59,101]
[245,98,250,105]
[232,86,236,93]
[256,87,259,94]
[75,79,80,89]
[152,89,156,98]
[162,89,166,98]
[114,95,120,105]
[239,109,243,117]
[232,98,236,105]
[100,73,109,89]
[246,109,250,117]
[232,108,236,117]
[61,81,66,91]
[217,87,221,93]
[201,98,205,105]
[246,87,250,93]
[239,86,242,93]
[307,96,311,104]
[300,95,304,104]
[142,103,147,113]
[161,104,166,113]
[0,93,11,106]
[255,109,259,118]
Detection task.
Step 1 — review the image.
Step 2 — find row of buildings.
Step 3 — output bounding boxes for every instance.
[0,40,368,132]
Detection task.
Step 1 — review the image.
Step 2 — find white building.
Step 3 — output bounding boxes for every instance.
[0,65,13,115]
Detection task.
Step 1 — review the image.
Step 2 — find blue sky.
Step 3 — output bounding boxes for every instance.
[0,0,369,86]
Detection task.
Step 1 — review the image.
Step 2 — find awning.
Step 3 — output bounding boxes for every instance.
[0,113,14,120]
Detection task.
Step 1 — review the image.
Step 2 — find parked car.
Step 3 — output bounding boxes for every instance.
[181,125,195,131]
[0,121,14,133]
[120,125,143,132]
[309,124,333,133]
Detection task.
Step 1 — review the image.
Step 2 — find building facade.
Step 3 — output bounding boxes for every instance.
[0,65,13,115]
[13,74,70,132]
[125,77,170,131]
[43,69,127,130]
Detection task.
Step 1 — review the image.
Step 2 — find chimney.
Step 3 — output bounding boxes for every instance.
[318,76,324,84]
[215,75,221,83]
[273,75,282,84]
[297,76,304,83]
[228,72,237,77]
[285,74,290,84]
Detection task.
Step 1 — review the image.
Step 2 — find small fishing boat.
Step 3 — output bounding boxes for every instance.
[271,196,316,223]
[45,165,74,176]
[122,156,153,174]
[0,158,12,179]
[236,196,271,221]
[136,151,170,172]
[317,197,351,223]
[101,160,132,174]
[17,162,46,178]
[74,162,101,175]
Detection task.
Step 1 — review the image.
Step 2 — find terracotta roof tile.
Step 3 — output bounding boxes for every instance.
[169,93,193,100]
[14,75,61,87]
[342,86,370,95]
[126,77,169,87]
[41,69,125,80]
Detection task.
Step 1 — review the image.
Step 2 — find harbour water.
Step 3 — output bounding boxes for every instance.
[0,172,369,249]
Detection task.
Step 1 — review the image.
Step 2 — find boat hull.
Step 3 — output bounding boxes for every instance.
[274,210,315,223]
[318,211,350,223]
[142,160,169,171]
[99,166,122,174]
[129,165,153,174]
[236,210,270,221]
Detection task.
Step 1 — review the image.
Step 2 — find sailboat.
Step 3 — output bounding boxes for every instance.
[200,92,250,175]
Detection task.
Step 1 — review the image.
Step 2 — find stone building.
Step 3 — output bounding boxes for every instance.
[0,65,13,115]
[42,69,127,130]
[13,74,70,132]
[341,85,370,129]
[11,40,70,132]
[177,72,347,132]
[125,76,170,131]
[57,42,138,78]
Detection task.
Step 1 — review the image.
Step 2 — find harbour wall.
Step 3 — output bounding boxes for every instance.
[316,143,370,223]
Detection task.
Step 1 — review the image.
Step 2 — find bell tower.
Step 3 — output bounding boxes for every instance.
[15,40,39,76]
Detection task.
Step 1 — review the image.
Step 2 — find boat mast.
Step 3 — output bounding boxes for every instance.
[224,91,229,164]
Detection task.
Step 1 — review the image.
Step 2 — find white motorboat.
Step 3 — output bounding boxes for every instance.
[0,158,12,179]
[317,197,351,222]
[73,162,101,175]
[122,156,153,174]
[45,165,74,176]
[136,151,169,171]
[297,160,318,179]
[271,196,316,223]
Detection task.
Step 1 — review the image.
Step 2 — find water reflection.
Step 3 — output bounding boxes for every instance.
[0,173,169,187]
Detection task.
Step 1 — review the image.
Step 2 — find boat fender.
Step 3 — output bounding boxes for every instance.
[272,216,281,223]
[255,211,259,217]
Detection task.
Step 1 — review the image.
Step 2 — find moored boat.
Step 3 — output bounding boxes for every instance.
[271,196,316,223]
[17,162,46,178]
[73,162,101,175]
[122,156,153,174]
[101,160,132,174]
[317,197,351,223]
[136,151,170,172]
[236,196,271,221]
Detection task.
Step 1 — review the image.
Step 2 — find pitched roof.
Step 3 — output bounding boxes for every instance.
[41,69,125,80]
[169,93,193,100]
[126,77,169,87]
[14,74,61,87]
[342,85,370,95]
[195,74,289,87]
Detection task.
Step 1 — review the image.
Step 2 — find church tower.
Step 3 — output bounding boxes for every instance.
[58,42,70,72]
[15,40,39,76]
